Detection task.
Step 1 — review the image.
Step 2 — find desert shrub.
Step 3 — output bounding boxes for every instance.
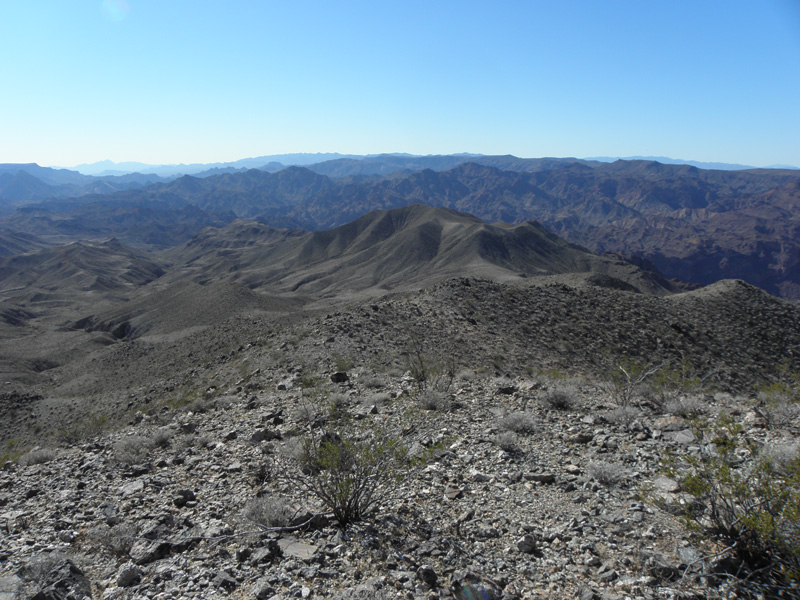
[187,396,216,414]
[493,431,520,453]
[86,522,139,557]
[18,448,58,466]
[114,435,153,465]
[178,432,214,450]
[606,406,642,427]
[327,393,350,421]
[401,336,456,392]
[332,353,355,373]
[294,400,323,426]
[758,392,800,429]
[242,496,294,529]
[360,374,384,389]
[151,428,173,448]
[587,461,626,486]
[650,358,706,405]
[279,426,409,526]
[543,386,576,411]
[54,414,108,446]
[604,357,664,407]
[298,373,322,389]
[417,389,451,412]
[664,396,705,418]
[456,369,476,382]
[365,392,392,406]
[664,415,800,596]
[498,411,538,435]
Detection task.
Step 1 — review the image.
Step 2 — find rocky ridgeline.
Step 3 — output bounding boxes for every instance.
[1,361,797,600]
[293,278,800,392]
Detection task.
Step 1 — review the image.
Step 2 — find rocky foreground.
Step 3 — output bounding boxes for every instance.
[1,360,798,600]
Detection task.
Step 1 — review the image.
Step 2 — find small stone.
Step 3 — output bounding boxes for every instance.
[516,534,537,554]
[525,472,555,484]
[330,372,349,383]
[120,479,144,496]
[252,577,276,599]
[116,562,142,587]
[416,565,438,587]
[444,485,464,500]
[57,530,76,543]
[213,570,238,591]
[173,489,196,507]
[278,538,318,561]
[251,429,281,443]
[469,468,491,482]
[666,429,696,444]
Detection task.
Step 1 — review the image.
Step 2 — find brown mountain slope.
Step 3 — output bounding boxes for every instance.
[161,205,680,298]
[0,238,164,297]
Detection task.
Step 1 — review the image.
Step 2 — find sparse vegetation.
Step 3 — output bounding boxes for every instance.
[587,461,626,486]
[327,393,350,421]
[279,425,410,526]
[663,396,705,418]
[497,411,538,435]
[416,389,451,412]
[493,431,520,453]
[242,496,294,529]
[17,448,58,466]
[54,414,109,446]
[332,353,355,373]
[401,334,456,393]
[604,357,665,407]
[114,435,154,465]
[663,415,800,597]
[542,386,576,411]
[360,374,384,389]
[605,406,642,427]
[650,358,707,405]
[86,522,139,557]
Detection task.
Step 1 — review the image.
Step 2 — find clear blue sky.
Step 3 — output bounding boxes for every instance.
[1,1,799,168]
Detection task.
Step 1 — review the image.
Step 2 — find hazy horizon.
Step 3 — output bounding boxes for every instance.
[2,1,799,167]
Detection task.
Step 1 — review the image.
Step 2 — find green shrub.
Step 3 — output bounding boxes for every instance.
[280,426,409,526]
[650,358,706,405]
[664,415,800,596]
[401,335,455,392]
[332,353,355,373]
[604,357,664,407]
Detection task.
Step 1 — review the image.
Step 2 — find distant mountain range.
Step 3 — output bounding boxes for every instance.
[65,153,797,177]
[586,156,799,171]
[1,154,799,301]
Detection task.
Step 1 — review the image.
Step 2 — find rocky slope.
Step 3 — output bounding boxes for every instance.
[1,350,797,599]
